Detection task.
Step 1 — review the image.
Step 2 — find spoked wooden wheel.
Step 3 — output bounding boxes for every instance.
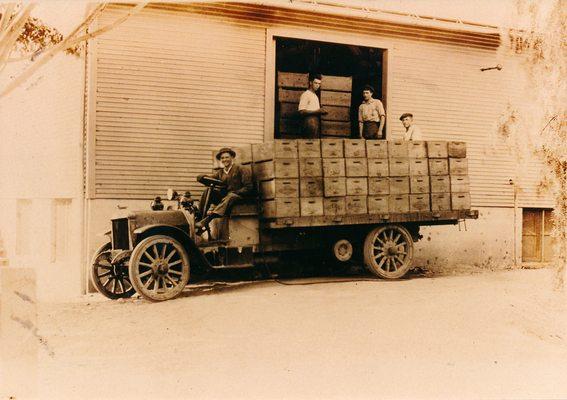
[363,225,414,279]
[129,235,190,302]
[90,242,136,299]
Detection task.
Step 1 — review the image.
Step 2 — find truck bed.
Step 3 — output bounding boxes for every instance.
[263,209,478,229]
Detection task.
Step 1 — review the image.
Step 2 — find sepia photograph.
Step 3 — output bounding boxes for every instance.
[0,0,565,398]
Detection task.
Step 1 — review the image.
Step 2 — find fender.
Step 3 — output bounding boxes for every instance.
[133,224,210,269]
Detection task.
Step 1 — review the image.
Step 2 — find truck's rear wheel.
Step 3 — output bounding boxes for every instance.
[129,235,190,301]
[363,225,413,279]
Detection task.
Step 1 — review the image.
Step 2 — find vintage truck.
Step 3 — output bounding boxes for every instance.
[91,139,478,301]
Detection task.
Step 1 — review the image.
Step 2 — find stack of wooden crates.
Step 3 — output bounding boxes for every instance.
[212,139,470,218]
[277,72,352,137]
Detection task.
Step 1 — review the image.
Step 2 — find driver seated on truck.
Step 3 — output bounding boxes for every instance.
[195,147,254,233]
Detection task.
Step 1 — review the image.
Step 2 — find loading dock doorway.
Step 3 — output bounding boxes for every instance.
[274,37,385,139]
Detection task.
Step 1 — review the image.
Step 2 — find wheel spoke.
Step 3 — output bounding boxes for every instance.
[139,270,153,278]
[152,244,160,259]
[165,249,177,262]
[97,271,112,279]
[375,236,386,246]
[393,233,401,244]
[111,279,117,293]
[139,261,153,269]
[168,259,182,267]
[161,243,167,259]
[398,241,407,247]
[394,255,405,266]
[143,251,155,263]
[143,276,155,289]
[117,278,125,293]
[377,256,386,271]
[165,274,177,287]
[104,277,114,288]
[168,269,183,276]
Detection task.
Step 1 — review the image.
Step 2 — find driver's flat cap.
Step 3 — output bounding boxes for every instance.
[215,147,236,160]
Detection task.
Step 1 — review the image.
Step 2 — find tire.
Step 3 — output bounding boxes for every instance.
[90,242,136,299]
[128,235,190,302]
[363,224,414,279]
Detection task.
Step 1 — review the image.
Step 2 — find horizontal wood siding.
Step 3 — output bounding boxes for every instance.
[94,8,266,198]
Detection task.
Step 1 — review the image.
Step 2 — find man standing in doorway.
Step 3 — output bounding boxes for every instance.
[400,113,423,141]
[298,73,327,138]
[358,85,386,139]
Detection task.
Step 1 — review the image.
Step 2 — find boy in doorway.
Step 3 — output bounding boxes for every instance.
[358,85,386,139]
[400,113,423,141]
[298,73,327,138]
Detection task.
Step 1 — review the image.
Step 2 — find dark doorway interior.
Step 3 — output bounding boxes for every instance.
[275,37,385,139]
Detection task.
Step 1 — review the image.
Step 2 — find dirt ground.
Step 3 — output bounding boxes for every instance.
[3,267,567,400]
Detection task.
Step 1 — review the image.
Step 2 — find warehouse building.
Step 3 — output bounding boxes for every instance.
[0,2,555,300]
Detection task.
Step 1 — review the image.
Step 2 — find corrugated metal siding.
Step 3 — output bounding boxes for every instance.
[93,3,551,208]
[94,7,266,198]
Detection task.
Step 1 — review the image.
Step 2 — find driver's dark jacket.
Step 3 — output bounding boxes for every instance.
[212,164,253,197]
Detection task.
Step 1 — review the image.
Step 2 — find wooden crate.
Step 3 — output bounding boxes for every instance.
[324,197,346,216]
[409,158,428,176]
[262,198,300,218]
[321,139,344,158]
[388,140,409,158]
[324,177,346,197]
[427,141,448,158]
[279,102,299,119]
[321,121,351,137]
[298,139,321,158]
[253,159,298,181]
[259,179,299,199]
[300,197,324,216]
[321,75,352,92]
[389,194,410,213]
[277,72,308,89]
[390,176,410,194]
[449,158,468,175]
[368,177,389,195]
[346,196,367,214]
[430,175,450,193]
[410,176,430,194]
[368,159,389,177]
[410,194,430,212]
[346,158,368,177]
[450,175,469,192]
[299,158,323,177]
[300,177,324,197]
[279,119,301,136]
[323,158,346,177]
[321,106,350,122]
[448,141,467,158]
[389,158,410,176]
[368,195,389,213]
[320,90,351,107]
[451,193,471,210]
[252,140,298,162]
[344,139,366,157]
[278,88,303,103]
[346,178,368,195]
[431,193,451,211]
[408,141,427,158]
[366,140,388,158]
[429,159,449,176]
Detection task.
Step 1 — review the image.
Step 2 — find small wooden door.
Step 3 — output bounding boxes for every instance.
[522,209,555,262]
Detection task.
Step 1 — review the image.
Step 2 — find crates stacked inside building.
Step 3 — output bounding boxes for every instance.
[212,139,470,218]
[276,72,352,138]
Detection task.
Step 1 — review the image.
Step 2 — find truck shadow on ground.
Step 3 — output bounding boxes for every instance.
[180,264,427,299]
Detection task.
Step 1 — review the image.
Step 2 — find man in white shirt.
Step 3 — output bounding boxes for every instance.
[400,113,423,141]
[298,73,327,138]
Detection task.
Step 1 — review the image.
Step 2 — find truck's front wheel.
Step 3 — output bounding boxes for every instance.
[363,225,414,279]
[129,235,190,301]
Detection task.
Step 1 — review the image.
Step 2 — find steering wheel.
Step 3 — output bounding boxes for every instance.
[197,175,226,188]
